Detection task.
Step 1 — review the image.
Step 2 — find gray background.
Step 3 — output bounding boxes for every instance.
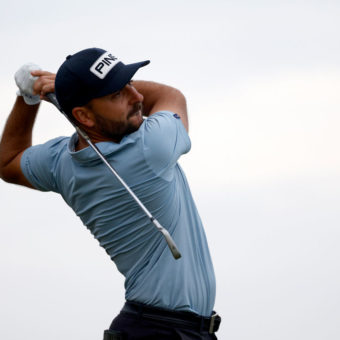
[1,1,339,339]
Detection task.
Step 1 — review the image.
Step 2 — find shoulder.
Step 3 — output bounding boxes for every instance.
[43,136,70,149]
[143,111,187,133]
[26,136,69,156]
[20,136,70,191]
[22,136,70,167]
[140,111,191,176]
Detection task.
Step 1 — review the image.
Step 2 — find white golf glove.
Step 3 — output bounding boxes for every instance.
[15,63,42,105]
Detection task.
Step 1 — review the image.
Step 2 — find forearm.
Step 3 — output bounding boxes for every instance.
[133,80,188,131]
[132,80,164,115]
[0,96,39,174]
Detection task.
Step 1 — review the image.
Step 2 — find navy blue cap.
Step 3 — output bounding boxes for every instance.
[55,48,150,117]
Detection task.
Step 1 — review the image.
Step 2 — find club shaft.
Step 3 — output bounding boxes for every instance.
[47,93,181,259]
[83,132,153,218]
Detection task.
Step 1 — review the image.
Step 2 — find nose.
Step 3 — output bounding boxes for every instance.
[126,84,144,104]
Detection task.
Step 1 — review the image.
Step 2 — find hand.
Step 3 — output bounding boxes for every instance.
[15,63,42,105]
[31,70,56,101]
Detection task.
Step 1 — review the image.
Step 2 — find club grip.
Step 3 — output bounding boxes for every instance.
[46,93,61,110]
[152,219,181,260]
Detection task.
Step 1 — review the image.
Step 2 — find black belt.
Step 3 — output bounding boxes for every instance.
[121,301,221,334]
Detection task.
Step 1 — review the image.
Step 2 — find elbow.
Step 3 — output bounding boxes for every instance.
[179,91,187,109]
[0,154,9,182]
[0,169,12,183]
[0,165,14,183]
[0,158,6,181]
[0,152,22,185]
[172,87,186,103]
[0,165,25,186]
[168,87,188,115]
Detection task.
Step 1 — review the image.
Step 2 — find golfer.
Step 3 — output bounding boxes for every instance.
[0,48,220,339]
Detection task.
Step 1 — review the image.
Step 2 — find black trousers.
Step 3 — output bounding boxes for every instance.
[105,302,220,340]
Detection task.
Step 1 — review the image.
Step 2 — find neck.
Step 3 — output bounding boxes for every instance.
[74,134,89,151]
[74,128,121,151]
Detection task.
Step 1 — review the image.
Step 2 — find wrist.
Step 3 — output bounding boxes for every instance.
[15,62,42,106]
[16,89,41,105]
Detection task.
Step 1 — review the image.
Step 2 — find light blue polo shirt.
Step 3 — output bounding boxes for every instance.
[21,111,216,316]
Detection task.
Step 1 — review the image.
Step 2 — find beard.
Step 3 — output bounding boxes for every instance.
[95,102,143,142]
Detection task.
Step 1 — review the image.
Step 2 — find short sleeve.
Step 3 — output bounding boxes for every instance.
[20,137,67,192]
[142,111,191,176]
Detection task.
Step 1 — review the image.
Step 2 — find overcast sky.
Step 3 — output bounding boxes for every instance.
[1,1,340,339]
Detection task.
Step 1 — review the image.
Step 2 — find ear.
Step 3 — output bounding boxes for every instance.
[72,106,95,127]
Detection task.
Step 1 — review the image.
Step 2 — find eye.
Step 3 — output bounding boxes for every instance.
[111,91,121,99]
[127,80,134,87]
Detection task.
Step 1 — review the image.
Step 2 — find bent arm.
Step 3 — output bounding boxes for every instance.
[0,96,39,188]
[132,81,189,131]
[0,70,56,187]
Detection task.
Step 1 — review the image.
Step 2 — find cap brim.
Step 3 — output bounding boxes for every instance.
[96,60,150,99]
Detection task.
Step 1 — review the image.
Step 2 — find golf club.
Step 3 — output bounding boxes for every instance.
[46,92,181,260]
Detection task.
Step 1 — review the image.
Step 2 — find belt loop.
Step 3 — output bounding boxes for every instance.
[209,313,217,334]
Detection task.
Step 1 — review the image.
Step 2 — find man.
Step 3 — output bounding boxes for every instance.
[0,48,220,339]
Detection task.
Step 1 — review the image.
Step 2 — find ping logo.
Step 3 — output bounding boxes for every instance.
[90,52,120,79]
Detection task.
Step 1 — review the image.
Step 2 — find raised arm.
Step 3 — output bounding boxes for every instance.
[132,81,189,131]
[0,97,38,187]
[0,69,55,187]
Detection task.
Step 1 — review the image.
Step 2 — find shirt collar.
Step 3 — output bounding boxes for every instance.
[67,131,138,164]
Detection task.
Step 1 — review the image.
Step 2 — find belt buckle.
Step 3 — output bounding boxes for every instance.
[209,313,217,334]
